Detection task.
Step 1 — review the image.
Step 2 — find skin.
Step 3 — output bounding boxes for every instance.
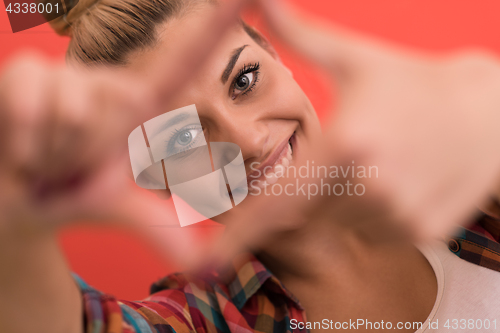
[211,0,500,261]
[126,9,437,332]
[2,0,500,332]
[0,3,249,333]
[126,18,321,175]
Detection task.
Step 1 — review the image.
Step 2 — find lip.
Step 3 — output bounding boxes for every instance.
[247,133,294,182]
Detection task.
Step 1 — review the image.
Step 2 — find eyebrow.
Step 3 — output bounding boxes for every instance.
[221,45,248,84]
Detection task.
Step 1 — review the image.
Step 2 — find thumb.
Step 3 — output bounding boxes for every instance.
[45,155,203,267]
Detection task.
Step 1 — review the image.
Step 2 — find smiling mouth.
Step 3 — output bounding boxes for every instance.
[248,133,296,191]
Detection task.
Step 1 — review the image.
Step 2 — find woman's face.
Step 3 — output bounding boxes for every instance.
[126,6,321,221]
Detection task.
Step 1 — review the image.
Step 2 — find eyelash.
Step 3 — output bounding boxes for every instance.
[231,62,261,99]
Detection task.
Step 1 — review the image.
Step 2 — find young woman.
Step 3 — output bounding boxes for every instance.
[2,0,500,332]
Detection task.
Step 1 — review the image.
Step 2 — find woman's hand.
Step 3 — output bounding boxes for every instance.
[0,45,248,327]
[0,2,251,332]
[0,0,250,261]
[0,54,197,260]
[202,0,500,268]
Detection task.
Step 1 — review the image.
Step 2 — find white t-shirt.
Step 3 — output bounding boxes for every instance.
[415,241,500,332]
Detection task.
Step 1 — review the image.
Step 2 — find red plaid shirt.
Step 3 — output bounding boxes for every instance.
[74,213,500,333]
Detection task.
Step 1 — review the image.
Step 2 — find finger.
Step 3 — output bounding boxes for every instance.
[47,68,150,181]
[253,0,387,84]
[0,55,52,171]
[35,0,253,179]
[38,67,93,181]
[192,141,345,271]
[43,154,203,266]
[103,185,203,267]
[415,162,498,241]
[192,126,401,272]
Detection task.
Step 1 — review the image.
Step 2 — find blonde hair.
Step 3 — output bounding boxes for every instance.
[49,0,273,66]
[49,0,203,65]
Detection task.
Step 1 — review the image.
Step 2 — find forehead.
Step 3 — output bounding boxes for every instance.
[125,7,259,74]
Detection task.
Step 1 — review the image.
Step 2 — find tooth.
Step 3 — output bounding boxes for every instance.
[274,164,285,178]
[265,172,278,184]
[286,145,292,160]
[282,157,289,167]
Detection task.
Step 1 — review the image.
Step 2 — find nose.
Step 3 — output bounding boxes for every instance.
[203,106,269,163]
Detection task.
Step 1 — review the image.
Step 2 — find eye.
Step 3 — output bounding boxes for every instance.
[167,125,203,156]
[232,62,260,99]
[176,129,197,146]
[235,72,253,91]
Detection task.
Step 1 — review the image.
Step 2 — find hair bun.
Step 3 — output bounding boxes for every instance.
[48,0,100,36]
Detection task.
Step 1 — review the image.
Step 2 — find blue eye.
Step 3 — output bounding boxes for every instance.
[167,125,203,156]
[177,129,194,146]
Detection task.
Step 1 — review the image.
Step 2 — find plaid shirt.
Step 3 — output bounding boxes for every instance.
[448,212,500,272]
[75,252,307,333]
[75,214,500,333]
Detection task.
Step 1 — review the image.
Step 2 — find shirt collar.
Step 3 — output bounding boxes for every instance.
[224,252,303,311]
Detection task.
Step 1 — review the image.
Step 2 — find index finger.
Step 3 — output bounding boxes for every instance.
[253,0,392,85]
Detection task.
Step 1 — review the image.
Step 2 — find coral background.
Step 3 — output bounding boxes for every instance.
[2,0,500,301]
